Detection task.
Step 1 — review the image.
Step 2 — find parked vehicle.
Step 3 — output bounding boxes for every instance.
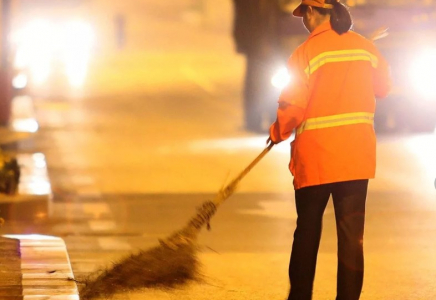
[352,0,436,132]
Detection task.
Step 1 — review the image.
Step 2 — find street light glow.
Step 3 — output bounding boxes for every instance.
[409,49,436,99]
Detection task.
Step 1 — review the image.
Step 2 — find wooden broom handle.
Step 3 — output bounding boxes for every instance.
[214,142,274,205]
[229,142,274,186]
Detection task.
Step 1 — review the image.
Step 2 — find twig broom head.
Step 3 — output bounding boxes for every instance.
[79,199,217,300]
[79,242,200,300]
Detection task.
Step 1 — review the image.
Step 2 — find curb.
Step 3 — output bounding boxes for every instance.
[0,153,52,221]
[1,234,79,299]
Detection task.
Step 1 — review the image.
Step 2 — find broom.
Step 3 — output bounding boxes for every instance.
[79,142,274,299]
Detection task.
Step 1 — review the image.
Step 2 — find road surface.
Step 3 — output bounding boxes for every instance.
[3,1,436,299]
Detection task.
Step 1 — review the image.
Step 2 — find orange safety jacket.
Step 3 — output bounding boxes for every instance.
[269,21,391,190]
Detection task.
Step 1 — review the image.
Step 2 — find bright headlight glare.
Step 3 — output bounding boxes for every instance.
[14,19,55,85]
[12,19,94,88]
[271,67,291,89]
[410,49,436,98]
[66,63,88,87]
[12,73,28,89]
[63,20,94,56]
[30,62,51,85]
[62,21,94,88]
[14,49,29,69]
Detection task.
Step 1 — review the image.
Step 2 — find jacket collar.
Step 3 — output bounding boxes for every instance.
[308,21,332,39]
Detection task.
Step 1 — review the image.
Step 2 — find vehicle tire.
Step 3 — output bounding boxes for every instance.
[374,111,398,133]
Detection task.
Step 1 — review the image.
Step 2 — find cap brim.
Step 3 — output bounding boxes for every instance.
[293,4,304,17]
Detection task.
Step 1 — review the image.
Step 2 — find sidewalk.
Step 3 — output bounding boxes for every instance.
[0,234,79,299]
[0,97,66,297]
[0,96,52,222]
[0,96,70,297]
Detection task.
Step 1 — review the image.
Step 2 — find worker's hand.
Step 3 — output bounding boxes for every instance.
[266,136,279,146]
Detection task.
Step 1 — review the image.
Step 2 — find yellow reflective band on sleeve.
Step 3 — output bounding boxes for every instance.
[304,49,378,76]
[296,112,374,135]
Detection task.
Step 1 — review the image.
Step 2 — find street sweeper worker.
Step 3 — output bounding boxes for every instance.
[267,0,391,299]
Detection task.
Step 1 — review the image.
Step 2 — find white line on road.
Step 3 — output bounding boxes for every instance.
[238,200,297,220]
[76,188,102,199]
[88,220,117,231]
[180,64,216,94]
[82,203,111,219]
[185,136,293,154]
[70,175,96,185]
[98,237,132,251]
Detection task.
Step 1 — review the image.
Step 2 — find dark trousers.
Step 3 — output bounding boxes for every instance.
[288,180,368,300]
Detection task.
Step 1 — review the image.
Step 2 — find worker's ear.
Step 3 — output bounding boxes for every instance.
[307,6,314,16]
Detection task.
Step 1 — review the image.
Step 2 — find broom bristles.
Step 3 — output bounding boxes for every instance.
[79,186,241,299]
[79,188,241,299]
[79,198,218,300]
[79,243,200,300]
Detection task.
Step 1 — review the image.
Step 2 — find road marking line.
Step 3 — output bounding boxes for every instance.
[238,200,297,219]
[185,136,293,154]
[180,64,216,94]
[88,220,117,231]
[77,188,102,198]
[98,237,132,251]
[70,175,96,185]
[82,203,111,218]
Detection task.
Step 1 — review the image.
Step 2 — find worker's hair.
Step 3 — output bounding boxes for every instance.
[302,0,352,35]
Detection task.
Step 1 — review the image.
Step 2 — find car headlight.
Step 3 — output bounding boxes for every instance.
[12,19,94,88]
[63,20,95,87]
[12,73,28,89]
[409,49,436,99]
[13,19,55,85]
[271,67,291,90]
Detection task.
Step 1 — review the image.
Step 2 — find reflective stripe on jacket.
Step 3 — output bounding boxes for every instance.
[269,21,391,190]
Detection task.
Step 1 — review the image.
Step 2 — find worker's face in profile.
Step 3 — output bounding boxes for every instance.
[302,6,316,33]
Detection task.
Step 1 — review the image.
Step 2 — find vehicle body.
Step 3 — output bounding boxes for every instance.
[352,0,436,132]
[271,0,436,133]
[11,0,94,98]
